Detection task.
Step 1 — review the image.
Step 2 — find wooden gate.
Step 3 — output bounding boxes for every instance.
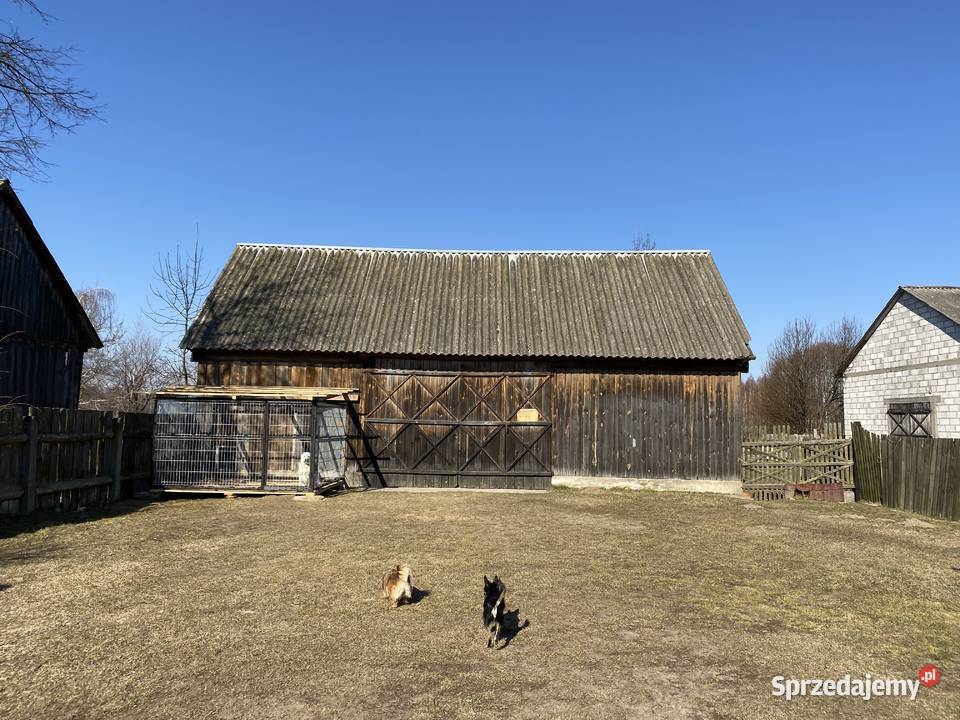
[740,437,853,500]
[361,371,552,489]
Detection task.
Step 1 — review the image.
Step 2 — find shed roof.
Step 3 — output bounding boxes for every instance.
[838,285,960,376]
[183,245,753,362]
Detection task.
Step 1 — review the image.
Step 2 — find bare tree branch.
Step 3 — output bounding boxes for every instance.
[76,287,172,411]
[748,316,862,433]
[144,231,211,385]
[632,232,656,251]
[111,326,169,412]
[0,1,100,178]
[10,1,52,21]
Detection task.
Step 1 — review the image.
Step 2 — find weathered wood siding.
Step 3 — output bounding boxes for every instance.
[852,422,960,520]
[0,336,82,408]
[360,370,552,489]
[195,356,743,485]
[553,370,742,480]
[0,197,86,408]
[197,358,362,388]
[0,406,154,515]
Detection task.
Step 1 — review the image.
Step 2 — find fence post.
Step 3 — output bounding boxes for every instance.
[19,408,38,514]
[309,398,319,491]
[111,412,124,500]
[260,400,270,489]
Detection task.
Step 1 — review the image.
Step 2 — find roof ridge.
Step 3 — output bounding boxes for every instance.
[235,243,711,255]
[902,284,960,290]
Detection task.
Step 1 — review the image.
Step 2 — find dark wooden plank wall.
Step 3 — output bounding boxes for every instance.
[0,201,87,408]
[196,356,547,385]
[553,370,742,480]
[0,201,84,345]
[360,370,552,489]
[197,359,362,388]
[196,356,743,484]
[0,407,154,515]
[0,337,82,408]
[374,357,549,373]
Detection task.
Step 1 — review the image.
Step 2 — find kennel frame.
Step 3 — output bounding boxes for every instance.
[152,386,358,493]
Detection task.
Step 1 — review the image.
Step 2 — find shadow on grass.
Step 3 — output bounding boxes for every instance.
[409,586,431,604]
[0,497,157,540]
[496,607,531,649]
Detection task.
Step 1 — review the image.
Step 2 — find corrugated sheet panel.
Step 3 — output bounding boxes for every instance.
[183,245,753,361]
[903,286,960,326]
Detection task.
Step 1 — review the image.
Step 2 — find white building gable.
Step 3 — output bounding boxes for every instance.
[842,288,960,438]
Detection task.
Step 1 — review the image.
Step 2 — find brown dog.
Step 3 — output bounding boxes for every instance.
[381,564,413,608]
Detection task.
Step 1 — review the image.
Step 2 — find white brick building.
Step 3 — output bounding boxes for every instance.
[841,286,960,438]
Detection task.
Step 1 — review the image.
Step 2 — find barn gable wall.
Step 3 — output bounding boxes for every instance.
[0,200,84,346]
[0,194,95,408]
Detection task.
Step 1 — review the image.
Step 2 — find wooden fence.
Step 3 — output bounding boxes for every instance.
[741,437,853,500]
[851,422,960,521]
[0,406,153,516]
[744,422,844,441]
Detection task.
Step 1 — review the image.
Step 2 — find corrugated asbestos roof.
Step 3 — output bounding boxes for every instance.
[183,245,753,362]
[903,286,960,326]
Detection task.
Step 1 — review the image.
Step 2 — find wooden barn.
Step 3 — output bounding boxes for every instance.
[179,245,753,492]
[0,180,102,408]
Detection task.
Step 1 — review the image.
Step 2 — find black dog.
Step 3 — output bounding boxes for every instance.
[482,575,507,649]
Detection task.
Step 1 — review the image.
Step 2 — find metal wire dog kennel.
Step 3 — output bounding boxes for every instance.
[152,386,356,493]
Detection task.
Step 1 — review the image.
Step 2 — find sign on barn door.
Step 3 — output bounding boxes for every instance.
[360,371,552,489]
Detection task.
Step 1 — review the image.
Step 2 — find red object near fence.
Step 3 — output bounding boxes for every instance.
[787,482,844,502]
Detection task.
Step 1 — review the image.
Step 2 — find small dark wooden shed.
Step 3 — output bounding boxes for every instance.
[0,180,102,408]
[182,245,752,491]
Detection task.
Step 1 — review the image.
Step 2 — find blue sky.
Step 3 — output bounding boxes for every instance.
[9,1,960,371]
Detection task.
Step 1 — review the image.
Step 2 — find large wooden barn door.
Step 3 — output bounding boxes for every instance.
[361,371,552,489]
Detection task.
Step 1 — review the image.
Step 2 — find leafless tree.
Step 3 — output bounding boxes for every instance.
[760,317,817,431]
[632,232,656,251]
[752,316,862,433]
[145,234,211,385]
[76,286,122,407]
[110,326,166,412]
[810,316,861,428]
[741,375,761,427]
[0,1,100,179]
[77,287,170,411]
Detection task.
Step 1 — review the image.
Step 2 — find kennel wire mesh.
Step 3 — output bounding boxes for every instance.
[153,397,347,491]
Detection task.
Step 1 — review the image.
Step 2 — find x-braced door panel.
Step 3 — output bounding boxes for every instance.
[361,371,552,487]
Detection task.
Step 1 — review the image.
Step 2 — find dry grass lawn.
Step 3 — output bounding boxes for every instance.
[1,488,958,719]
